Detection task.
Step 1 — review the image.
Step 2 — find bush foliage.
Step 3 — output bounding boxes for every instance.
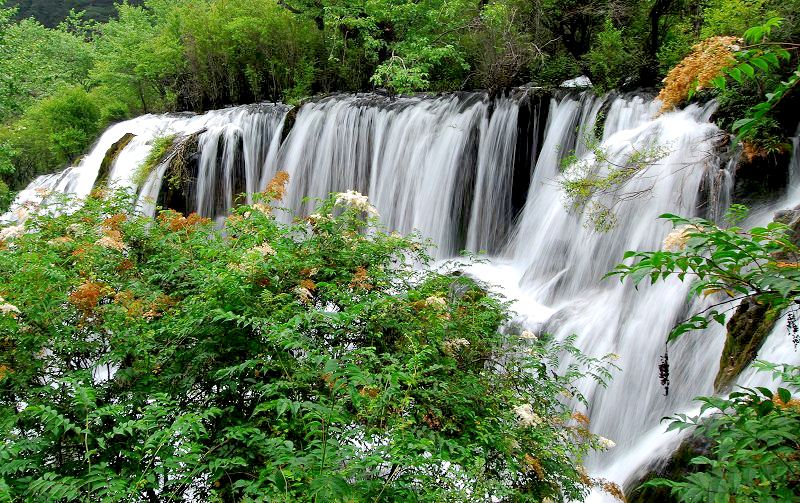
[0,182,618,501]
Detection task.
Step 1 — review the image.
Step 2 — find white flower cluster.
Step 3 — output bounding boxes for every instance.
[294,286,313,304]
[0,225,24,241]
[0,297,20,317]
[520,330,537,341]
[513,403,542,427]
[662,224,698,251]
[442,337,470,355]
[334,190,379,216]
[597,436,616,450]
[252,243,275,256]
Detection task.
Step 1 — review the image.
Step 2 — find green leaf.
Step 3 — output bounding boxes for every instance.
[750,57,768,72]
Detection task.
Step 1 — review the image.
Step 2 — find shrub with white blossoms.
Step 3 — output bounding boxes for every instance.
[0,296,20,317]
[0,224,24,241]
[513,403,542,427]
[442,337,470,355]
[334,190,379,216]
[597,436,616,450]
[0,185,619,502]
[662,224,701,251]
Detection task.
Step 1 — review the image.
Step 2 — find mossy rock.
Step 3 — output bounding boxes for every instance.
[714,299,780,392]
[96,133,136,185]
[156,130,204,215]
[280,105,300,143]
[627,435,712,502]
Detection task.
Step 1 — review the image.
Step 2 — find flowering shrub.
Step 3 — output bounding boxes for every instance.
[657,36,739,111]
[609,205,800,342]
[0,182,617,501]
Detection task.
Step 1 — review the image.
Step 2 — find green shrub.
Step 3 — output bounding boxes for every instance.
[0,184,618,501]
[584,19,640,92]
[642,363,800,502]
[1,87,101,188]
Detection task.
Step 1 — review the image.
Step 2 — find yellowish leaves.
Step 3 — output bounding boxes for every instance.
[658,36,739,111]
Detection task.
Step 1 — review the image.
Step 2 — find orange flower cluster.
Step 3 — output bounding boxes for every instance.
[658,36,739,111]
[157,211,210,232]
[773,394,800,411]
[299,279,316,292]
[523,454,546,479]
[88,187,109,200]
[349,266,372,290]
[264,171,289,201]
[96,229,127,252]
[69,281,108,315]
[102,213,127,231]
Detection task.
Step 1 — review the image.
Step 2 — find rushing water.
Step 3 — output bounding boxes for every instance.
[7,90,798,497]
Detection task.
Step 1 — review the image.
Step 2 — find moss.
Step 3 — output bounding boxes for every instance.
[164,130,202,192]
[133,134,176,187]
[714,299,780,392]
[95,132,136,186]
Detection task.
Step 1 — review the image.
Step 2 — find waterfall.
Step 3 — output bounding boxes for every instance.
[7,90,796,498]
[6,104,288,222]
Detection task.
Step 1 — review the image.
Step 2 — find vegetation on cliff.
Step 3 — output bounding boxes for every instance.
[611,207,800,501]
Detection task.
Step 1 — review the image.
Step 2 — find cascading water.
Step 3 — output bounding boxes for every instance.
[6,90,797,498]
[6,104,288,222]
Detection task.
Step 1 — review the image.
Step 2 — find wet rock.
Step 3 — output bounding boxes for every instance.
[715,299,780,392]
[96,133,136,185]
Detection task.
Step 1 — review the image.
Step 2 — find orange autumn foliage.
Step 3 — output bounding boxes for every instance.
[264,171,289,201]
[658,36,739,111]
[69,281,107,314]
